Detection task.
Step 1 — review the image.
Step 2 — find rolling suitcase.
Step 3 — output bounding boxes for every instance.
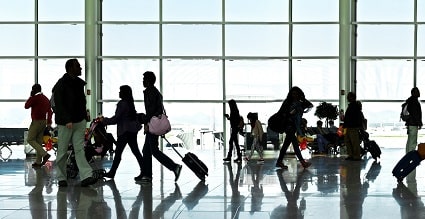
[163,137,208,181]
[392,150,422,182]
[366,140,382,160]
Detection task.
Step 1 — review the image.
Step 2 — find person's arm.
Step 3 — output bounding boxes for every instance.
[103,101,126,125]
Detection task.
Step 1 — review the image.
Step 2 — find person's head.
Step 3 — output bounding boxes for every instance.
[286,86,305,102]
[65,59,82,77]
[119,85,134,102]
[227,99,239,113]
[347,92,356,103]
[32,84,41,93]
[317,120,323,127]
[329,120,334,126]
[411,87,420,98]
[143,71,156,88]
[247,112,258,122]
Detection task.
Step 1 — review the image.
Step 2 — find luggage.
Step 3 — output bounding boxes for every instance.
[163,137,208,181]
[365,140,382,160]
[392,150,423,182]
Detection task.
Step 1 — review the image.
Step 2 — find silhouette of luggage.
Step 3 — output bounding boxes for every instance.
[163,136,208,181]
[392,150,422,182]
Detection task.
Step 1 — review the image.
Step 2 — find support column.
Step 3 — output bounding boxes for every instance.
[85,0,99,118]
[339,0,351,113]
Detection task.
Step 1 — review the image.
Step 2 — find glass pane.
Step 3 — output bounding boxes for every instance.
[225,0,288,22]
[418,25,425,56]
[38,0,84,21]
[102,0,159,21]
[361,102,405,130]
[225,60,289,100]
[0,25,34,56]
[38,24,84,56]
[419,0,425,22]
[0,0,33,21]
[225,25,288,56]
[292,59,339,100]
[0,60,34,99]
[102,60,159,100]
[293,0,339,22]
[416,60,425,91]
[356,60,413,100]
[0,102,29,128]
[356,25,414,56]
[357,0,414,22]
[162,59,222,100]
[292,25,339,56]
[102,24,159,56]
[163,24,221,56]
[38,59,85,98]
[165,103,224,131]
[163,0,221,21]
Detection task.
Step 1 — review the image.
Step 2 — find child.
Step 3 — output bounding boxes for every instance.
[245,112,264,163]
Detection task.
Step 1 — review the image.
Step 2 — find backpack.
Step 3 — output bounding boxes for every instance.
[268,111,288,134]
[400,102,409,121]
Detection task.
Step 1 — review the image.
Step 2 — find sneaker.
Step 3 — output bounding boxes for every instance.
[58,180,68,187]
[81,177,97,187]
[41,154,51,165]
[134,174,144,181]
[174,164,182,182]
[275,162,288,169]
[223,157,231,162]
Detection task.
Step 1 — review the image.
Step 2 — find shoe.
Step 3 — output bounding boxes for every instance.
[223,157,231,162]
[134,174,144,181]
[81,177,97,187]
[174,164,182,182]
[32,163,42,168]
[41,154,51,165]
[234,157,242,163]
[275,162,288,170]
[301,161,312,168]
[58,180,68,187]
[138,176,152,183]
[103,172,115,179]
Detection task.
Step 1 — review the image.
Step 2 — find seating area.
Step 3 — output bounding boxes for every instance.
[0,128,28,160]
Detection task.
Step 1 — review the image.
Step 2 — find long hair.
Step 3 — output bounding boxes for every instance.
[119,85,137,118]
[228,99,240,116]
[279,86,306,113]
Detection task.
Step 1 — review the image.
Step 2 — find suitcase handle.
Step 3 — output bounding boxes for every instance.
[162,136,184,159]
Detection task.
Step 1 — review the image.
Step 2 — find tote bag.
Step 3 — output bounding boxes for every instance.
[148,104,171,136]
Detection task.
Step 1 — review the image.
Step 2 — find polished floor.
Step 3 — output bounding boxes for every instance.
[1,142,425,219]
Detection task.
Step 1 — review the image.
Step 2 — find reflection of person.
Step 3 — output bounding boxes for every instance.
[341,161,368,219]
[393,178,425,219]
[129,184,153,219]
[29,166,48,219]
[104,180,127,219]
[225,162,245,219]
[182,181,208,210]
[271,169,308,219]
[275,87,313,169]
[249,164,264,214]
[52,58,97,187]
[139,71,182,183]
[245,112,264,163]
[223,99,243,163]
[25,84,53,168]
[100,85,144,180]
[343,92,363,161]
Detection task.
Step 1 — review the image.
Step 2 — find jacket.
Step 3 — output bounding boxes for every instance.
[103,100,140,136]
[406,96,423,127]
[143,85,163,124]
[24,92,53,124]
[343,101,363,128]
[251,120,264,142]
[52,73,87,125]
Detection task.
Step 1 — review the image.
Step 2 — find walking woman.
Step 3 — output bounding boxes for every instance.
[223,99,243,163]
[101,85,144,179]
[275,86,313,169]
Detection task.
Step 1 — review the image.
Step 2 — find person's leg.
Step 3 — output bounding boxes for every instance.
[71,120,93,181]
[344,129,353,159]
[142,133,154,179]
[276,131,293,169]
[150,136,178,171]
[27,120,48,164]
[106,133,127,177]
[56,124,72,182]
[406,126,418,153]
[231,129,242,161]
[350,129,361,160]
[225,129,235,159]
[127,132,144,175]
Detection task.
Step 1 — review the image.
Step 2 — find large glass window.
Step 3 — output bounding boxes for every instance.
[38,0,84,21]
[419,0,425,21]
[102,0,159,21]
[225,0,288,22]
[0,1,34,21]
[356,25,414,56]
[417,60,425,90]
[0,25,34,56]
[357,0,414,22]
[292,0,339,22]
[0,60,34,99]
[418,25,425,57]
[292,25,339,56]
[0,103,30,128]
[163,0,221,21]
[38,24,85,56]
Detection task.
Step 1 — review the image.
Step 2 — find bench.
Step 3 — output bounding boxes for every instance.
[0,128,28,160]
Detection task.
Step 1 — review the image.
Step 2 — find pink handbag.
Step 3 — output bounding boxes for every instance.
[148,114,171,136]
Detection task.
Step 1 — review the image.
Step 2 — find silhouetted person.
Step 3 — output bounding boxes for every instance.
[223,99,243,163]
[225,162,245,219]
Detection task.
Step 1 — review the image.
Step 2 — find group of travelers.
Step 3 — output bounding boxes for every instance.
[25,59,181,187]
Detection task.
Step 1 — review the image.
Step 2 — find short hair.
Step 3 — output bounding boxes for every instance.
[317,120,323,126]
[143,71,156,84]
[65,58,78,72]
[411,87,419,95]
[32,84,41,92]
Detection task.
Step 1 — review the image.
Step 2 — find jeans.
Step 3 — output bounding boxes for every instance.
[108,131,143,176]
[142,132,178,178]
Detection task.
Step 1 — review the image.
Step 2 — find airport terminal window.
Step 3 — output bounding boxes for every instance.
[0,103,29,128]
[162,24,222,56]
[356,25,414,56]
[102,0,158,21]
[356,60,413,100]
[38,24,85,56]
[0,60,34,99]
[418,25,425,56]
[225,0,288,22]
[292,0,339,22]
[38,0,84,21]
[357,0,414,22]
[0,0,33,21]
[292,59,339,100]
[417,61,425,91]
[0,25,33,56]
[225,25,288,56]
[162,59,222,100]
[102,24,159,56]
[163,0,221,21]
[419,0,425,21]
[292,24,339,57]
[225,60,288,101]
